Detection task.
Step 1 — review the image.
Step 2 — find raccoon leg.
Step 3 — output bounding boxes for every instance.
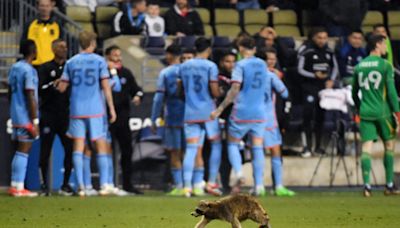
[195,216,210,228]
[249,210,270,228]
[230,217,242,228]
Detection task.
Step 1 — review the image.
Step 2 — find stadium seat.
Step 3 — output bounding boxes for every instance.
[196,8,213,36]
[95,6,119,40]
[301,10,321,37]
[66,6,94,32]
[174,36,197,49]
[215,9,241,37]
[212,36,232,48]
[141,36,166,56]
[243,9,269,35]
[362,11,383,34]
[388,11,400,40]
[272,10,300,37]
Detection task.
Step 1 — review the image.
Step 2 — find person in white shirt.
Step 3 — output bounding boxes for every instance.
[145,1,165,37]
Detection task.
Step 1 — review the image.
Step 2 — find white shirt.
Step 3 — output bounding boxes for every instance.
[144,15,165,37]
[319,87,354,113]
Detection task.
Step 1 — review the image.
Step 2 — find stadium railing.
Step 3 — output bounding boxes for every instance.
[0,0,82,91]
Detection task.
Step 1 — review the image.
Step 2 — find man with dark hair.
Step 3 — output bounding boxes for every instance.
[21,0,62,67]
[151,44,185,196]
[181,48,196,62]
[38,39,74,196]
[337,30,367,85]
[297,27,338,157]
[211,37,271,196]
[178,37,221,197]
[106,45,144,194]
[352,34,400,197]
[57,31,117,196]
[163,0,204,36]
[372,24,394,66]
[112,0,147,36]
[8,39,39,197]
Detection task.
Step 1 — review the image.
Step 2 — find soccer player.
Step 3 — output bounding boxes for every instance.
[352,34,400,197]
[178,37,222,197]
[57,31,117,196]
[211,37,269,196]
[257,47,295,196]
[8,40,39,197]
[151,44,185,196]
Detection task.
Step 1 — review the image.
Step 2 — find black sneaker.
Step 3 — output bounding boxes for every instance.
[123,185,144,195]
[315,148,326,155]
[384,185,400,196]
[40,184,51,197]
[59,184,74,196]
[363,187,372,197]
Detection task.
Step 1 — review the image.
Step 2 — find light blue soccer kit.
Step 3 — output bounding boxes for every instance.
[179,58,222,189]
[8,60,39,189]
[227,56,269,189]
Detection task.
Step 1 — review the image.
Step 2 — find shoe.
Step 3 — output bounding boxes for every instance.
[59,184,74,196]
[99,186,110,196]
[231,177,245,194]
[384,185,400,196]
[183,188,192,198]
[167,188,185,196]
[363,187,372,197]
[193,187,205,196]
[275,186,296,197]
[40,184,51,197]
[108,187,130,196]
[206,183,223,196]
[314,148,326,155]
[10,188,38,197]
[123,185,144,195]
[8,187,18,196]
[301,147,312,158]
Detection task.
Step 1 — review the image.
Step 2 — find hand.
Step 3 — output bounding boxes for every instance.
[132,96,141,106]
[109,108,117,124]
[27,123,39,139]
[395,112,400,132]
[108,61,115,70]
[210,109,222,120]
[151,122,157,135]
[176,32,186,37]
[53,78,61,88]
[315,71,328,79]
[325,80,334,88]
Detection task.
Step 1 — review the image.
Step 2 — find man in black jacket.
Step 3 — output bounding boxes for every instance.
[297,27,338,157]
[163,0,204,36]
[105,45,144,194]
[112,0,147,36]
[38,39,73,196]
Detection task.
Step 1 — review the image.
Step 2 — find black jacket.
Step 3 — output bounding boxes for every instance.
[163,5,204,36]
[112,67,143,114]
[38,59,69,115]
[112,10,146,36]
[319,0,368,30]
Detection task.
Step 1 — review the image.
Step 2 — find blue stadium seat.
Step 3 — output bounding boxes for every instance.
[212,36,231,48]
[174,36,197,49]
[141,36,166,56]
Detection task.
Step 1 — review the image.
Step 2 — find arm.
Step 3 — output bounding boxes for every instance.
[330,54,339,81]
[351,68,360,110]
[164,10,178,35]
[271,73,289,99]
[25,90,39,138]
[209,64,220,98]
[297,54,316,78]
[101,79,117,123]
[126,69,143,105]
[211,82,240,119]
[151,72,166,125]
[386,63,400,113]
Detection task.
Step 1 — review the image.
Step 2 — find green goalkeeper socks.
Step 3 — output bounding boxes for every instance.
[361,152,372,185]
[384,150,394,185]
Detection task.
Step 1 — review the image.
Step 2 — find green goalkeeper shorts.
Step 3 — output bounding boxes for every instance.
[360,116,397,142]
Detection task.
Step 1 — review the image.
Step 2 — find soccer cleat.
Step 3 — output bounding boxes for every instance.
[193,187,205,197]
[206,183,223,196]
[383,185,400,196]
[99,187,110,196]
[8,187,18,196]
[59,184,74,196]
[275,186,296,197]
[167,188,185,196]
[231,177,245,194]
[40,184,51,197]
[363,187,372,197]
[10,189,38,197]
[183,188,192,198]
[107,186,130,196]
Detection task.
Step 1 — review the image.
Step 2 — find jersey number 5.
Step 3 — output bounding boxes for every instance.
[358,71,382,90]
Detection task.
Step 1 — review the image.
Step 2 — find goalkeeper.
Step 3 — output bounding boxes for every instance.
[352,34,400,197]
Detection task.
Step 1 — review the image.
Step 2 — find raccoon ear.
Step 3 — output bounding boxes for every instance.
[200,200,210,206]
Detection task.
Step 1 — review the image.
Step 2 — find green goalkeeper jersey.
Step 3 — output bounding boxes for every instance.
[352,55,400,120]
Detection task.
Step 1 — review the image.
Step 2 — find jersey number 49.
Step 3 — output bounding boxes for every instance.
[358,71,382,90]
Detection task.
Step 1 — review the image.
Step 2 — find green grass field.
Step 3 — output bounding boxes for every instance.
[0,190,399,228]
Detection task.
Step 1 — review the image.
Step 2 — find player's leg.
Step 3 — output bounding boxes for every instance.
[82,145,98,196]
[166,127,184,196]
[38,117,56,195]
[250,123,266,196]
[9,129,37,197]
[205,120,223,196]
[67,118,86,196]
[193,132,205,196]
[264,128,295,196]
[182,123,201,196]
[57,119,74,195]
[359,119,377,197]
[378,116,399,195]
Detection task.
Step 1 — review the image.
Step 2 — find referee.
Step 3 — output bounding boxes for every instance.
[106,45,144,194]
[38,39,73,196]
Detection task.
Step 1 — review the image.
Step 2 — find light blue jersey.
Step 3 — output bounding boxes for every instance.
[264,71,288,129]
[61,53,109,118]
[230,57,269,123]
[8,60,38,127]
[151,64,185,127]
[178,58,218,123]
